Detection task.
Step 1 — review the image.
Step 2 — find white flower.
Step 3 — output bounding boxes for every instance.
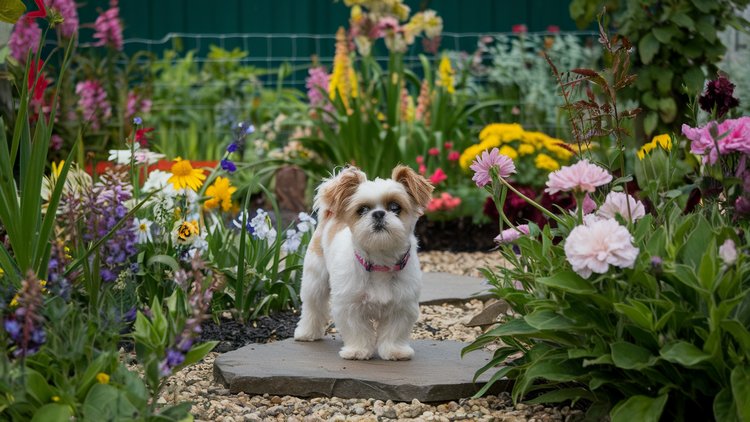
[281,229,303,253]
[297,212,317,233]
[249,209,277,242]
[719,239,738,265]
[188,231,209,259]
[108,146,165,165]
[133,218,153,244]
[564,218,639,279]
[142,170,177,196]
[597,192,646,223]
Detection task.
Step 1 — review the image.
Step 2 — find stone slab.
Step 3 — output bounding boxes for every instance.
[214,335,510,402]
[420,272,493,305]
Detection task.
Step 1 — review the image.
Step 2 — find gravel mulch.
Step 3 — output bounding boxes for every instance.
[154,251,584,421]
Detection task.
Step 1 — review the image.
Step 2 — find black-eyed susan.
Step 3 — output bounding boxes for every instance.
[168,158,206,191]
[204,177,237,212]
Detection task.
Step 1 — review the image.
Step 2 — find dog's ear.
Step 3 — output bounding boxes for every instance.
[391,165,434,214]
[320,166,366,217]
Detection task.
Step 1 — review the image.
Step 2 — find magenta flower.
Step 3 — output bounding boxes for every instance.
[470,148,516,187]
[545,159,612,195]
[76,80,112,131]
[93,0,123,50]
[8,17,42,63]
[46,0,79,38]
[306,66,330,106]
[682,117,750,164]
[564,218,639,279]
[494,224,530,244]
[428,168,447,185]
[125,91,152,121]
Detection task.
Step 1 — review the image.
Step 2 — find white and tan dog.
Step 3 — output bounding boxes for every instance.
[294,165,433,360]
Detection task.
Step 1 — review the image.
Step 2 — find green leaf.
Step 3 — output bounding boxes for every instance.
[513,358,584,402]
[82,384,138,422]
[658,97,677,122]
[644,112,658,135]
[638,33,660,65]
[611,394,668,422]
[525,387,595,404]
[652,26,679,44]
[482,318,540,337]
[146,254,180,272]
[660,341,711,366]
[31,404,73,422]
[722,320,750,353]
[683,67,705,96]
[611,342,657,370]
[536,270,595,294]
[614,302,653,331]
[691,0,716,13]
[670,12,695,30]
[695,16,717,43]
[713,387,740,422]
[0,0,25,23]
[524,310,577,330]
[25,369,53,404]
[181,341,218,368]
[731,365,750,421]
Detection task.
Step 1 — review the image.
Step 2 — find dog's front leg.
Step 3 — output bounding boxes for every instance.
[376,302,419,360]
[294,252,331,341]
[332,302,376,360]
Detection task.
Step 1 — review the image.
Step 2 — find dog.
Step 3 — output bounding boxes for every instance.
[293,165,434,360]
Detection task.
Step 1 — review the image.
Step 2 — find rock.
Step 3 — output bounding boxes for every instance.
[420,272,492,305]
[466,300,509,327]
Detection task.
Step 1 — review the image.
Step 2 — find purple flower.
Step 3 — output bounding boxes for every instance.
[8,17,42,63]
[494,224,530,244]
[226,143,238,153]
[75,80,112,131]
[682,117,750,164]
[469,148,516,187]
[699,76,740,118]
[221,158,236,173]
[133,116,142,125]
[93,0,123,50]
[46,0,79,38]
[3,319,21,338]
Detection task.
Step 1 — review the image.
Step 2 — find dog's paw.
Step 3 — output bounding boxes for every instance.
[339,346,374,360]
[294,326,322,342]
[378,344,414,361]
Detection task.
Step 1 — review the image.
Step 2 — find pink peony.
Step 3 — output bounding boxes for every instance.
[93,0,123,50]
[470,148,516,187]
[597,192,645,222]
[9,17,42,63]
[429,168,447,185]
[682,117,750,164]
[46,0,79,38]
[444,142,454,150]
[564,218,639,279]
[416,155,424,164]
[545,159,612,195]
[76,80,112,131]
[494,224,530,244]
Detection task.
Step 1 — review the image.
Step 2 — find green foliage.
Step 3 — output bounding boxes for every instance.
[569,0,750,135]
[0,0,25,23]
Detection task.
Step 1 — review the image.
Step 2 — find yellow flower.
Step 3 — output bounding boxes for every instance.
[499,145,518,160]
[51,160,65,178]
[204,177,237,212]
[96,373,110,384]
[637,134,671,160]
[350,4,363,22]
[174,220,200,245]
[437,54,455,95]
[168,158,206,191]
[534,153,560,171]
[518,144,535,155]
[329,27,358,111]
[9,279,47,307]
[52,396,61,402]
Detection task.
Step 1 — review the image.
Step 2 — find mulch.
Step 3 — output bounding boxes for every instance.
[199,310,300,353]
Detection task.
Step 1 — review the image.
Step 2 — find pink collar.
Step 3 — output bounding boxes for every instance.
[355,250,410,272]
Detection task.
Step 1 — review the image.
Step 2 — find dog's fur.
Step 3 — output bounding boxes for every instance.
[294,165,434,360]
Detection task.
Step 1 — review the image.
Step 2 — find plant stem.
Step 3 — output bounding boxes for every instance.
[499,178,565,225]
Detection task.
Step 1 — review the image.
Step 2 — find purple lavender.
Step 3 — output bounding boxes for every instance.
[84,168,137,283]
[3,273,46,357]
[699,76,740,118]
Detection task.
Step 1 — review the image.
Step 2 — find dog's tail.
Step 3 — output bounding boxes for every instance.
[313,166,366,223]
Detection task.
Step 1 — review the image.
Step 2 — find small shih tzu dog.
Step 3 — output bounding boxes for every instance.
[294,165,434,360]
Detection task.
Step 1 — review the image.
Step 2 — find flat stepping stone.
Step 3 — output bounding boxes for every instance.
[420,272,492,305]
[214,335,509,402]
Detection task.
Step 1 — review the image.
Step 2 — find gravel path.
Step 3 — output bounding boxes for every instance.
[155,251,583,421]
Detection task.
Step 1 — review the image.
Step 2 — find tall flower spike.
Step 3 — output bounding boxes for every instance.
[329,27,357,112]
[415,80,431,126]
[8,16,42,63]
[437,54,455,94]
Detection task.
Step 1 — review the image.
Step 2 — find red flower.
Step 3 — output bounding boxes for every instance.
[26,0,47,22]
[429,168,447,185]
[135,127,155,147]
[428,147,440,156]
[546,25,560,34]
[512,24,527,34]
[443,141,454,150]
[27,60,48,103]
[447,151,460,161]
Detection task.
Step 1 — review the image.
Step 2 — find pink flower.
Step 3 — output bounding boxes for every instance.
[597,192,645,222]
[564,218,639,279]
[50,134,63,150]
[447,151,460,161]
[494,224,530,244]
[444,141,454,150]
[306,66,330,107]
[416,155,424,164]
[93,0,123,50]
[581,193,597,215]
[547,25,560,34]
[426,192,461,213]
[9,17,42,63]
[125,91,152,121]
[545,159,612,195]
[427,197,443,213]
[512,24,528,34]
[76,80,112,131]
[429,168,447,185]
[46,0,79,38]
[682,117,750,164]
[418,164,427,175]
[470,148,516,187]
[719,239,737,265]
[428,147,440,156]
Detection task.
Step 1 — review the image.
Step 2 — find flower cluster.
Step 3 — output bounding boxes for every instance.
[426,192,462,213]
[75,80,112,131]
[3,272,46,357]
[461,123,575,188]
[8,16,42,63]
[92,0,123,50]
[46,0,79,38]
[698,75,740,118]
[682,116,750,165]
[281,212,317,254]
[436,54,455,95]
[125,91,153,123]
[329,27,358,111]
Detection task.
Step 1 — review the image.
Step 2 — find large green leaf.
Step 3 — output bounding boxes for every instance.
[614,301,653,331]
[713,387,740,422]
[536,271,595,294]
[524,310,578,330]
[610,394,668,422]
[525,387,595,404]
[638,33,660,64]
[30,404,73,422]
[82,384,138,422]
[660,341,711,367]
[611,341,657,370]
[513,358,584,402]
[731,365,750,421]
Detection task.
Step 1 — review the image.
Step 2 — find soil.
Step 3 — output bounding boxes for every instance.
[416,217,498,252]
[199,310,300,353]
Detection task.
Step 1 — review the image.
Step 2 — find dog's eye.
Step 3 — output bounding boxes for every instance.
[388,202,401,215]
[357,206,370,216]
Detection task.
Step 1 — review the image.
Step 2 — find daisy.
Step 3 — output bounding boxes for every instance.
[469,148,516,187]
[133,218,153,244]
[168,158,206,192]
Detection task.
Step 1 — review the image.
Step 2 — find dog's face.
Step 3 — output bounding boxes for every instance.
[321,165,433,252]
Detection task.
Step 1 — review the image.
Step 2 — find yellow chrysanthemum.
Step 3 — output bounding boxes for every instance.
[96,373,110,384]
[518,143,535,155]
[204,177,237,212]
[499,145,518,160]
[168,158,206,191]
[437,54,455,95]
[535,153,560,171]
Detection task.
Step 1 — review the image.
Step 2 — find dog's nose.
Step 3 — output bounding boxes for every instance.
[372,210,385,220]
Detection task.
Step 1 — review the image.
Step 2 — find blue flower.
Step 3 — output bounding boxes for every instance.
[245,124,255,135]
[221,158,237,173]
[226,142,238,153]
[133,116,143,125]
